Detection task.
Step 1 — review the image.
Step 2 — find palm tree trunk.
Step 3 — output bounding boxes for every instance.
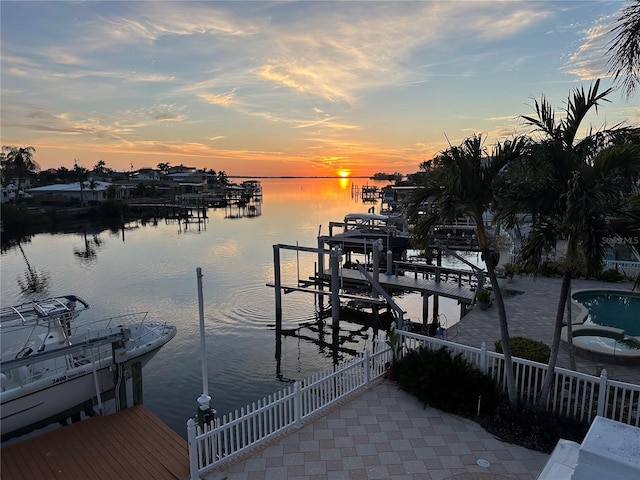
[484,249,518,404]
[537,269,572,409]
[566,293,576,370]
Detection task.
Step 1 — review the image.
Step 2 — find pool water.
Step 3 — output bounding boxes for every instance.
[571,290,640,354]
[572,291,640,336]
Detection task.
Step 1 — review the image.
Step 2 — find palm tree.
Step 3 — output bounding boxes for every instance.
[503,80,640,408]
[607,0,640,98]
[408,134,531,405]
[217,170,228,185]
[157,162,171,175]
[74,159,88,206]
[1,146,39,190]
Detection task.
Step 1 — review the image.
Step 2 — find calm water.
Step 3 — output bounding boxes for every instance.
[1,178,466,440]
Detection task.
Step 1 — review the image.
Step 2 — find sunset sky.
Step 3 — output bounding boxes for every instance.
[1,1,638,177]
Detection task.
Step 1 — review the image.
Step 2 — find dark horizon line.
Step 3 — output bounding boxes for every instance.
[227,175,379,179]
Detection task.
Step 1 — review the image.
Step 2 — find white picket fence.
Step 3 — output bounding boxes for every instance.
[603,259,640,279]
[187,346,390,479]
[187,330,640,479]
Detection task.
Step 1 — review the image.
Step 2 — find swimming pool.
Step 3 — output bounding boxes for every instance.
[566,290,640,364]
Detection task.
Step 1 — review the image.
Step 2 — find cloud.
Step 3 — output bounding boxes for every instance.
[562,11,618,80]
[198,89,237,106]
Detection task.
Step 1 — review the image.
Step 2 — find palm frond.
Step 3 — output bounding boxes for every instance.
[607,0,640,98]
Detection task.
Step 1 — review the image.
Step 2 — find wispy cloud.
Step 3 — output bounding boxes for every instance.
[562,9,619,80]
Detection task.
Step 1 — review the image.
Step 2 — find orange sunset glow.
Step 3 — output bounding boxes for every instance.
[1,2,631,177]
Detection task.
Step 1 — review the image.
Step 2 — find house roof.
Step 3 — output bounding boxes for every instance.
[27,181,113,193]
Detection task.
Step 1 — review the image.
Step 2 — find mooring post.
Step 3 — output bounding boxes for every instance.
[273,245,283,366]
[386,249,393,276]
[317,236,325,309]
[330,248,341,346]
[111,339,128,410]
[422,293,429,328]
[132,361,143,405]
[196,267,215,426]
[274,245,283,325]
[372,240,382,298]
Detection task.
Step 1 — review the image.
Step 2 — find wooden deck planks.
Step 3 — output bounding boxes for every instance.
[332,268,476,303]
[1,405,190,480]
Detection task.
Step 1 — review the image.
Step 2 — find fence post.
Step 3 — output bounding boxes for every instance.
[363,349,370,388]
[294,381,302,428]
[187,418,200,480]
[596,369,608,417]
[480,342,487,374]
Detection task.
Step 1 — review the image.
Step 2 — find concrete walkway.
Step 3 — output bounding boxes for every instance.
[203,276,637,480]
[204,380,548,480]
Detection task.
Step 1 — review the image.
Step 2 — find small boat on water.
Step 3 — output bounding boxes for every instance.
[0,295,177,441]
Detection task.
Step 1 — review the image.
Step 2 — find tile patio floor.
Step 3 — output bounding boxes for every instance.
[202,276,637,480]
[204,379,548,480]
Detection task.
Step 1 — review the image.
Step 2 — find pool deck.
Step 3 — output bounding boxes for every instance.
[447,275,639,385]
[202,276,638,480]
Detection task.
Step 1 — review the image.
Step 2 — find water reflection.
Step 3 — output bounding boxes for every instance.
[1,178,403,438]
[16,241,50,297]
[73,231,103,264]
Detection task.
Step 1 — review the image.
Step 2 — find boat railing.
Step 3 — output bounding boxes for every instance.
[2,332,123,387]
[69,311,149,337]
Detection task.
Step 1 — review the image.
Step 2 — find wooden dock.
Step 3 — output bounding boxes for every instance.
[330,268,477,304]
[1,405,189,480]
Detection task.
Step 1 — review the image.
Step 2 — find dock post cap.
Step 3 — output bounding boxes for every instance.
[197,393,211,409]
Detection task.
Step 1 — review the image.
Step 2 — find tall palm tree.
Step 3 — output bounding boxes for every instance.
[1,146,39,190]
[607,0,640,98]
[502,80,640,408]
[408,134,531,405]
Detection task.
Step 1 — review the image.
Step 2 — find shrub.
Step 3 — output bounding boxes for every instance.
[0,203,36,231]
[479,399,590,453]
[476,289,491,302]
[495,336,551,364]
[395,346,503,418]
[597,268,626,282]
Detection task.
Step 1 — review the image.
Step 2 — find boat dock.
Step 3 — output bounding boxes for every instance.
[329,267,477,304]
[270,243,481,334]
[1,405,189,480]
[324,267,477,320]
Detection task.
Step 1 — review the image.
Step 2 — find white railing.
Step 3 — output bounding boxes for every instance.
[603,259,640,279]
[399,330,640,427]
[187,346,390,479]
[187,330,640,479]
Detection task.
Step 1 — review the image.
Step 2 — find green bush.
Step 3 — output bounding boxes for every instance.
[395,346,503,418]
[479,399,590,453]
[495,336,551,364]
[476,289,491,302]
[597,268,626,282]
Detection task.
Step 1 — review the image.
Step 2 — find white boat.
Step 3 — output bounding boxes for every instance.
[0,295,177,441]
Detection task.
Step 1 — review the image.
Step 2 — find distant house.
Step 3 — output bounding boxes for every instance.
[132,168,161,181]
[167,165,197,174]
[1,184,32,203]
[27,181,129,205]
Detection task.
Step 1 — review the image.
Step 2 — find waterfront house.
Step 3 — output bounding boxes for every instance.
[27,181,128,205]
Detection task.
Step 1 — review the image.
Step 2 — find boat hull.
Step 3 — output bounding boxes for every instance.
[1,324,175,441]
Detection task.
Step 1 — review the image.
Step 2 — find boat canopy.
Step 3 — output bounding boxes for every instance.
[344,213,390,222]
